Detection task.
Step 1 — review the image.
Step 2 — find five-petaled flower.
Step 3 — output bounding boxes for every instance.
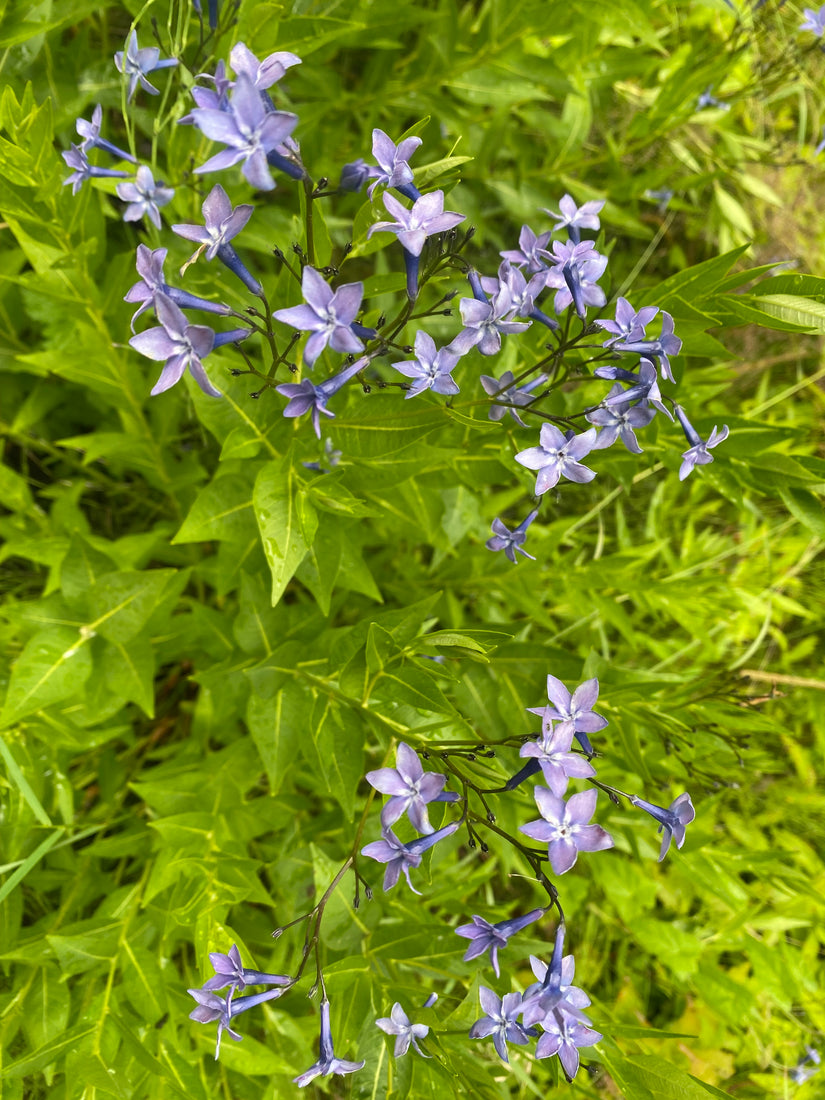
[114,31,178,102]
[587,384,656,454]
[129,292,221,397]
[367,129,422,199]
[365,742,452,834]
[469,988,536,1062]
[800,5,825,35]
[172,184,261,295]
[455,909,544,977]
[486,510,539,564]
[527,674,608,755]
[293,999,365,1087]
[515,425,598,495]
[272,266,365,367]
[368,190,465,256]
[62,144,131,195]
[276,356,367,437]
[595,296,659,345]
[519,787,614,875]
[229,41,301,88]
[543,194,605,244]
[674,405,729,480]
[449,285,531,357]
[361,820,460,894]
[188,985,287,1059]
[612,311,681,383]
[375,1003,430,1057]
[116,165,174,229]
[200,944,292,998]
[629,792,695,860]
[191,73,299,191]
[519,723,597,797]
[391,331,460,398]
[480,370,546,427]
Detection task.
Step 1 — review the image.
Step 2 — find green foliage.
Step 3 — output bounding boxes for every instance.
[2,2,825,1099]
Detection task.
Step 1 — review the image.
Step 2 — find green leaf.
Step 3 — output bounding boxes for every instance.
[601,1052,723,1100]
[22,965,70,1050]
[1,1022,96,1080]
[173,473,257,544]
[0,626,92,727]
[254,453,318,606]
[88,569,178,643]
[747,294,825,333]
[246,679,307,795]
[305,695,364,820]
[102,638,155,717]
[779,487,825,536]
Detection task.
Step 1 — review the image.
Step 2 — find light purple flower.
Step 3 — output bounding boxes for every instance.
[367,129,422,199]
[272,266,365,368]
[276,356,367,437]
[674,405,729,480]
[801,5,825,34]
[368,190,465,257]
[114,31,178,102]
[229,42,301,88]
[587,384,656,454]
[455,909,544,978]
[200,944,292,996]
[527,675,608,755]
[116,165,174,229]
[486,510,539,564]
[391,331,460,398]
[521,926,592,1027]
[188,985,287,1059]
[519,787,613,875]
[172,184,261,295]
[339,158,370,192]
[469,988,536,1063]
[543,194,604,244]
[192,73,298,191]
[519,724,596,797]
[360,820,460,894]
[542,240,607,317]
[535,1010,602,1079]
[594,359,672,420]
[501,224,552,275]
[61,144,131,195]
[293,999,365,1087]
[448,285,531,357]
[375,1003,430,1057]
[480,370,547,427]
[76,104,136,162]
[129,292,220,398]
[595,296,659,344]
[480,260,555,328]
[515,425,598,495]
[611,311,681,382]
[366,742,452,834]
[629,792,695,861]
[696,86,730,111]
[124,244,233,331]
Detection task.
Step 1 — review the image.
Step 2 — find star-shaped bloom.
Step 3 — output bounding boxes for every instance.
[116,165,174,229]
[455,909,544,977]
[272,266,365,367]
[587,385,656,454]
[542,194,604,244]
[188,986,287,1059]
[486,510,539,564]
[521,927,592,1028]
[124,244,233,331]
[368,190,465,257]
[391,330,460,398]
[594,359,672,420]
[375,1003,430,1057]
[519,787,613,875]
[515,425,598,495]
[172,184,261,295]
[129,292,220,398]
[480,260,549,319]
[611,311,681,382]
[674,405,729,480]
[61,144,131,195]
[519,724,596,797]
[501,223,552,275]
[448,285,531,357]
[293,999,365,1088]
[276,356,367,437]
[527,674,608,754]
[229,42,301,88]
[114,31,178,102]
[595,296,659,344]
[480,371,546,427]
[542,240,607,317]
[76,104,136,162]
[535,1010,602,1079]
[360,820,460,894]
[801,5,825,34]
[629,792,695,861]
[367,129,422,199]
[469,988,536,1063]
[191,73,298,191]
[365,742,450,834]
[200,944,292,996]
